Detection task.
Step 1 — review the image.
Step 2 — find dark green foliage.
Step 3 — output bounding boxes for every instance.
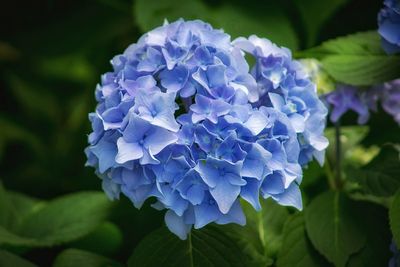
[305,192,366,267]
[128,226,248,267]
[277,214,330,267]
[349,145,400,197]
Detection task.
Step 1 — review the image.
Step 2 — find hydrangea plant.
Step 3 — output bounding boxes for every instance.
[85,19,328,239]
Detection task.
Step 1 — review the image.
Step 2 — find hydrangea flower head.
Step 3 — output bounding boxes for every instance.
[85,19,328,239]
[378,0,400,54]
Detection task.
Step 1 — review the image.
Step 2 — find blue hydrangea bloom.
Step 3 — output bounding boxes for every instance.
[85,19,327,240]
[233,36,329,166]
[378,0,400,54]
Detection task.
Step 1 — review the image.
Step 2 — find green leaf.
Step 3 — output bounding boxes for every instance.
[53,249,123,267]
[223,199,288,265]
[305,191,365,267]
[299,32,400,85]
[293,0,348,47]
[17,192,112,246]
[390,189,400,246]
[0,189,112,248]
[350,144,400,197]
[0,182,13,227]
[277,213,330,267]
[248,199,289,258]
[223,222,272,267]
[0,249,37,267]
[0,226,38,247]
[347,201,391,267]
[6,192,45,231]
[70,222,123,256]
[134,0,298,49]
[128,226,248,267]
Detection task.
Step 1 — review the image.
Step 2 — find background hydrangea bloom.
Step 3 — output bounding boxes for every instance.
[85,19,327,239]
[390,239,400,267]
[324,79,400,125]
[378,0,400,54]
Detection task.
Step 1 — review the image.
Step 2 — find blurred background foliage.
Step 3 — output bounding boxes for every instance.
[0,0,398,266]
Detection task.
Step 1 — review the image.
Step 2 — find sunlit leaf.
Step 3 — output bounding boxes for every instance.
[298,32,400,85]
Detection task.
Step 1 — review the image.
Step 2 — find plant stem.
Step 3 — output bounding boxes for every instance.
[324,157,336,189]
[188,232,194,267]
[334,121,343,189]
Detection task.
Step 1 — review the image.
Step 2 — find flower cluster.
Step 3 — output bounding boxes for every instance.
[378,0,400,54]
[325,79,400,125]
[233,36,329,166]
[85,19,328,239]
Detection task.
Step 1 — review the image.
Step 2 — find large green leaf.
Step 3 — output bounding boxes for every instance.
[298,32,400,85]
[128,226,248,267]
[17,192,112,246]
[6,192,45,231]
[0,188,112,248]
[347,201,391,267]
[350,144,400,197]
[53,249,123,267]
[245,199,289,258]
[223,199,287,266]
[0,249,38,267]
[70,222,123,256]
[305,191,365,267]
[134,0,298,49]
[0,185,44,246]
[277,213,330,267]
[293,0,348,47]
[0,226,38,247]
[390,190,400,246]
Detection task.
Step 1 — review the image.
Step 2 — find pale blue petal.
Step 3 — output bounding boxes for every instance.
[165,210,191,240]
[115,138,143,164]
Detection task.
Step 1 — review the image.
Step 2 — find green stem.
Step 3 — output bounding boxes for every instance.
[334,121,343,190]
[188,232,194,267]
[324,157,336,189]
